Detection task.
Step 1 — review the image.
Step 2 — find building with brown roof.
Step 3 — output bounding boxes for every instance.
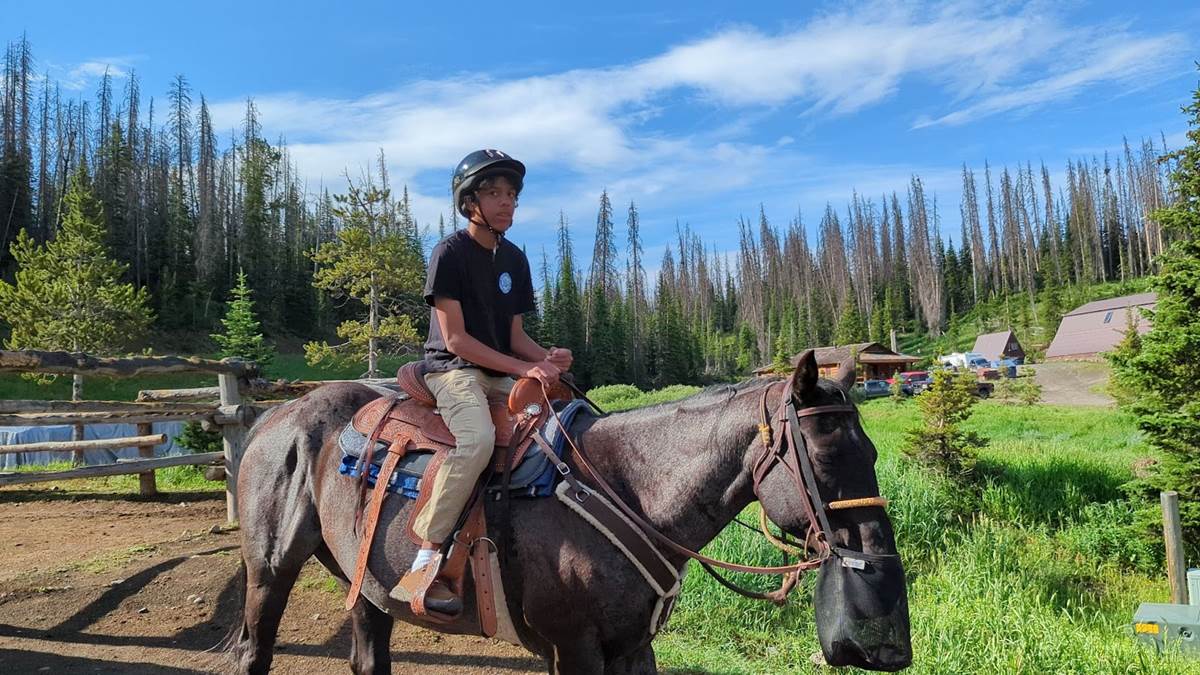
[972,330,1025,363]
[1044,292,1156,361]
[754,342,921,381]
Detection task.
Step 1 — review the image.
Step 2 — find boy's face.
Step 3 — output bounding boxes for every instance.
[471,175,518,231]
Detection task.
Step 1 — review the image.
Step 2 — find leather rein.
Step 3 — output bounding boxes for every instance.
[543,376,890,605]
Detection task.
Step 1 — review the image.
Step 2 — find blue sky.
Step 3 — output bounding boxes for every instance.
[9,1,1200,272]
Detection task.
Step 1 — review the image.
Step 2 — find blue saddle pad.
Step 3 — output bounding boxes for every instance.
[338,399,591,501]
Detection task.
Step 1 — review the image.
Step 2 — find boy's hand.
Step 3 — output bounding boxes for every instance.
[523,360,562,386]
[547,347,573,372]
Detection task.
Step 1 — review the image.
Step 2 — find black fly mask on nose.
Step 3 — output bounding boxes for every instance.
[814,547,911,670]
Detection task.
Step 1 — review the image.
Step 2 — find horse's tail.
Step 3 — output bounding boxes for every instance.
[213,561,249,673]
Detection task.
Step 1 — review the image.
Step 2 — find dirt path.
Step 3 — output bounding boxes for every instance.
[1028,362,1115,407]
[0,490,541,674]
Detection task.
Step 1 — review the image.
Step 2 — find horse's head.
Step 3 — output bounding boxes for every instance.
[752,349,912,671]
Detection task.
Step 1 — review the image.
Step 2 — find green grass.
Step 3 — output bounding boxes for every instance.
[1,461,222,497]
[587,383,704,412]
[0,352,415,402]
[653,397,1196,674]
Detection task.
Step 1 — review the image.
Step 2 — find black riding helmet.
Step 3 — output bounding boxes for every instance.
[452,149,526,219]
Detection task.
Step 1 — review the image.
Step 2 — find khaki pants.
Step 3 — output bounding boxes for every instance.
[411,367,513,543]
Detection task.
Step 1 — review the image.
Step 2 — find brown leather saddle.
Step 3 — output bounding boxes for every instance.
[344,361,571,630]
[352,361,569,473]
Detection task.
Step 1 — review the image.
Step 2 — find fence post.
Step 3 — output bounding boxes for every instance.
[1162,491,1188,604]
[136,422,157,496]
[218,373,244,524]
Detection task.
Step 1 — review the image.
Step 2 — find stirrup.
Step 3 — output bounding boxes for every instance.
[390,554,462,618]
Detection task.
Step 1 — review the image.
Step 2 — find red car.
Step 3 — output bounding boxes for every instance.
[890,371,931,395]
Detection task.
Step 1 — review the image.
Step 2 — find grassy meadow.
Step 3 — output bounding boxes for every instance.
[653,397,1193,674]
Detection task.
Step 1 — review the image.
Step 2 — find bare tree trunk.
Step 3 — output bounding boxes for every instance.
[368,274,379,378]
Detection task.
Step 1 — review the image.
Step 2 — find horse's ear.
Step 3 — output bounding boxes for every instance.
[791,349,818,402]
[833,356,856,391]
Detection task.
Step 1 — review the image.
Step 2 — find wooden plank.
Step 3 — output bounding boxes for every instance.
[219,373,244,524]
[136,386,222,402]
[1162,491,1188,604]
[136,377,398,403]
[0,350,258,378]
[0,452,224,487]
[0,400,217,414]
[0,410,215,426]
[0,433,166,455]
[137,422,157,496]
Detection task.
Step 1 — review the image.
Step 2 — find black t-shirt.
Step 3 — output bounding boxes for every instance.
[423,230,536,376]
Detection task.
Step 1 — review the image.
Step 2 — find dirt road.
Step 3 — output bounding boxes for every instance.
[0,489,541,674]
[1028,361,1115,406]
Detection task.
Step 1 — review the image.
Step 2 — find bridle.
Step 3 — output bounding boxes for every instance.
[543,375,891,605]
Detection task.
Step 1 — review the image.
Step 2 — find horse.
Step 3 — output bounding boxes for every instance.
[224,349,912,673]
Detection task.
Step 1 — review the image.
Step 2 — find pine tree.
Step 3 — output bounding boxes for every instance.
[0,169,154,461]
[211,269,275,373]
[834,300,866,345]
[901,369,987,481]
[552,213,586,383]
[538,247,558,346]
[305,177,423,376]
[0,170,153,355]
[735,321,758,373]
[1110,71,1200,558]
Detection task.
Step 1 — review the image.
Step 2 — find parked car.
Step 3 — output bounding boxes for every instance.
[855,379,892,399]
[902,368,992,397]
[938,352,989,369]
[895,371,931,395]
[989,359,1019,379]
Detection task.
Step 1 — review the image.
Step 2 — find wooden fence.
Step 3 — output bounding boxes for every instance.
[0,349,264,523]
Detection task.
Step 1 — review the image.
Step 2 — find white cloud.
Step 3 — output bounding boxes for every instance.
[912,32,1187,128]
[199,1,1187,241]
[55,57,137,91]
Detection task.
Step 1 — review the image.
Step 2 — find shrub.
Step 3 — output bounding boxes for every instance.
[901,369,987,481]
[175,421,222,454]
[585,383,701,413]
[586,384,644,411]
[995,377,1042,405]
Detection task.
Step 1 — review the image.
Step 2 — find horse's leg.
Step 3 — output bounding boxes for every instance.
[603,645,656,675]
[235,561,305,674]
[232,459,324,673]
[348,597,394,675]
[546,632,604,675]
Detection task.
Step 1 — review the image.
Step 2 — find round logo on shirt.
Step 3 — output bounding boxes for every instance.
[498,272,513,294]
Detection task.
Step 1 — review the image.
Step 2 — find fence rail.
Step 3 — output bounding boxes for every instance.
[0,349,258,377]
[135,377,394,402]
[0,452,224,487]
[0,350,258,522]
[0,433,166,455]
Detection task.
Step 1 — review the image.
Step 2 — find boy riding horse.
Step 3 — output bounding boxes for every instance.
[390,149,572,615]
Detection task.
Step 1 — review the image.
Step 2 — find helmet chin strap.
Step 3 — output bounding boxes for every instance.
[471,207,504,251]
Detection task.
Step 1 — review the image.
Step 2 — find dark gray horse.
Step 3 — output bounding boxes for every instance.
[225,350,912,673]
